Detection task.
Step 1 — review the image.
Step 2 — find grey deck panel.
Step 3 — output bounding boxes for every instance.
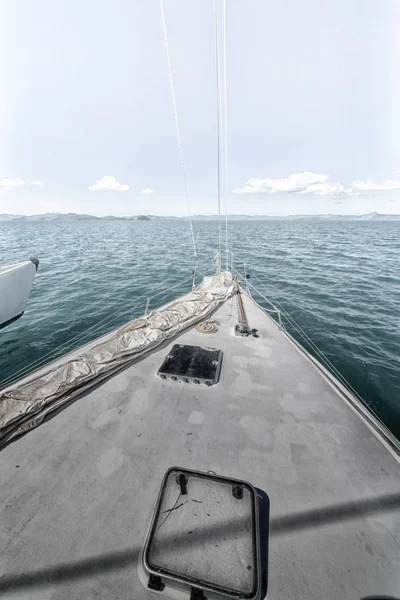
[0,292,399,600]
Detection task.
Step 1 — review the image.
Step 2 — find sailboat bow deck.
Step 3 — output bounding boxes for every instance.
[1,279,399,599]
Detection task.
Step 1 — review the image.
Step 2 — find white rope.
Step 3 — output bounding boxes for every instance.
[215,0,222,273]
[143,275,193,312]
[191,259,198,289]
[213,249,221,272]
[223,0,229,271]
[160,0,197,262]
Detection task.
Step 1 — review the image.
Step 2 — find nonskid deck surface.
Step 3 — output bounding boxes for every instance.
[0,292,399,599]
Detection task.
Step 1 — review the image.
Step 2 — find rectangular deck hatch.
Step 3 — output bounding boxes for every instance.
[142,467,262,600]
[157,344,222,386]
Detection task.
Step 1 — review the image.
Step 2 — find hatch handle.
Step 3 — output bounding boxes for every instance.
[178,473,188,495]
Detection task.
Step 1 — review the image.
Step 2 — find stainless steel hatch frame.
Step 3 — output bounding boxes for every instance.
[143,467,263,600]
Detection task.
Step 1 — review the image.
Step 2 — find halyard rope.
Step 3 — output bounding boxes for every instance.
[160,0,198,268]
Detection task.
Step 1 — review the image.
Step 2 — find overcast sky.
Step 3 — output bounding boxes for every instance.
[1,0,399,216]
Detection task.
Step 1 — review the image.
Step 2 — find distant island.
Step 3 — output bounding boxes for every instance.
[0,212,399,222]
[0,213,159,222]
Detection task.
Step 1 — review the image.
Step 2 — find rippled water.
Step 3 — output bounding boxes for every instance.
[1,220,399,438]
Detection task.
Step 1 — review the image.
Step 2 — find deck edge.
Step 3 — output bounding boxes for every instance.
[246,290,400,462]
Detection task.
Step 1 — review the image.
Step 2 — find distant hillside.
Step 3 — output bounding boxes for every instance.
[0,214,23,221]
[0,213,156,222]
[0,212,399,222]
[190,212,400,221]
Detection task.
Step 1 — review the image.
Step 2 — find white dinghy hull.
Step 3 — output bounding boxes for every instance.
[0,259,38,329]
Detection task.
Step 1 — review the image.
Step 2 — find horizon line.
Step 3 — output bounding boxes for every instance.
[1,211,400,218]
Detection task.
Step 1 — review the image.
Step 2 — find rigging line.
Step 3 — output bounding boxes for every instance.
[215,0,222,273]
[0,276,193,389]
[230,258,386,426]
[243,273,360,399]
[160,0,197,261]
[223,0,229,271]
[230,256,357,392]
[280,314,366,404]
[247,270,367,403]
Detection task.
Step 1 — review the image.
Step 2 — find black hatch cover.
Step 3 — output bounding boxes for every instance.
[157,344,223,386]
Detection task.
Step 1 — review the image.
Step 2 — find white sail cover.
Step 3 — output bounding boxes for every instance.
[0,272,234,447]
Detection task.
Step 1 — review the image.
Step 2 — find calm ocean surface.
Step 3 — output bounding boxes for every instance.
[1,219,399,438]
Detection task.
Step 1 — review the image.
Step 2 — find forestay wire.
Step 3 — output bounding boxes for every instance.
[223,0,229,271]
[160,0,229,276]
[214,0,229,273]
[215,1,222,273]
[160,0,198,285]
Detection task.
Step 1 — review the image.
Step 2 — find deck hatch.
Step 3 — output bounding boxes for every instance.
[142,467,262,600]
[157,344,222,386]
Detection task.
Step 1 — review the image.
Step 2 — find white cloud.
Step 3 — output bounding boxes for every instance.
[352,179,400,191]
[233,171,350,196]
[0,177,44,193]
[300,182,351,195]
[141,188,153,195]
[0,177,25,188]
[88,175,129,192]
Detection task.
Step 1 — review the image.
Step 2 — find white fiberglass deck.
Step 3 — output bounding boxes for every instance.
[1,292,399,599]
